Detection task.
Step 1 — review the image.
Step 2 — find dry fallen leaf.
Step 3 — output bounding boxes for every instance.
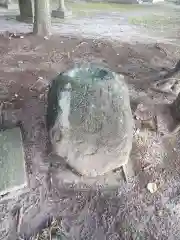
[147,182,158,193]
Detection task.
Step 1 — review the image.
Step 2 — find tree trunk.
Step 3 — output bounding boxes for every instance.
[18,0,33,21]
[33,0,51,36]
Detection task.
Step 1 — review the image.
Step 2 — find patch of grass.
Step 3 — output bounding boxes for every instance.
[68,2,153,12]
[52,2,152,19]
[128,13,180,28]
[129,14,169,26]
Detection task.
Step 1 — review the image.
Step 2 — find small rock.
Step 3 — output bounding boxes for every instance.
[20,36,24,39]
[157,210,163,217]
[14,93,18,98]
[147,182,158,193]
[44,36,49,40]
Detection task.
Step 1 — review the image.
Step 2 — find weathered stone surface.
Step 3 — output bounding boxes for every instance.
[47,63,133,177]
[0,127,27,196]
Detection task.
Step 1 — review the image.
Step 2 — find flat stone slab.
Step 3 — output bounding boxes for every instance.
[51,9,72,19]
[0,127,27,196]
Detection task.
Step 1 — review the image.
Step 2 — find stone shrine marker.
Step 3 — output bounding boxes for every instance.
[47,63,134,179]
[0,127,27,196]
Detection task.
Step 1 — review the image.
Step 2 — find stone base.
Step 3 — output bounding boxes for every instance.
[16,15,33,23]
[0,127,27,196]
[49,154,127,187]
[0,3,8,9]
[51,9,72,19]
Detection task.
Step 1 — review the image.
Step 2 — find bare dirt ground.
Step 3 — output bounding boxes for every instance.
[1,20,180,239]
